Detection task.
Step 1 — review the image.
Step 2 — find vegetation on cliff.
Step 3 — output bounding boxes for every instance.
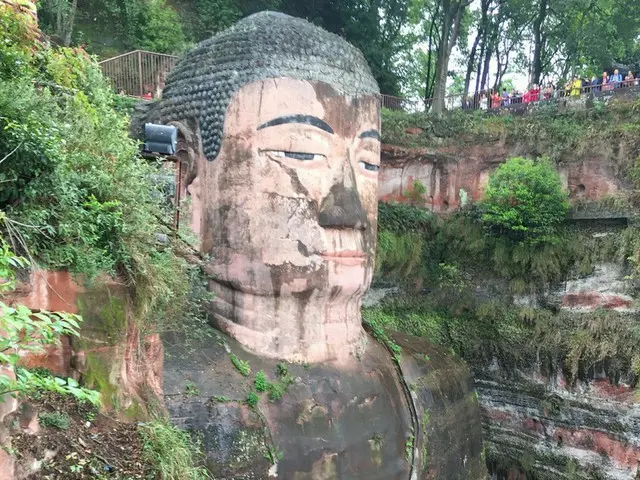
[0,6,210,477]
[0,4,208,335]
[382,100,640,170]
[368,157,640,381]
[480,157,569,245]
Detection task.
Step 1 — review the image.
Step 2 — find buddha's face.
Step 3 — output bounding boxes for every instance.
[198,78,380,307]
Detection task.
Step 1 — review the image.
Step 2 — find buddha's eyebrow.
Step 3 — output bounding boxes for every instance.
[359,129,381,140]
[257,114,334,134]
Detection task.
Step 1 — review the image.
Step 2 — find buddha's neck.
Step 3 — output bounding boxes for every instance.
[209,281,366,363]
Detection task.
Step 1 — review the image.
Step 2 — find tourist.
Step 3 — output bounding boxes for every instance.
[625,71,635,87]
[529,84,540,102]
[602,71,613,91]
[570,77,582,96]
[461,96,472,110]
[491,89,501,108]
[501,88,510,106]
[480,91,488,110]
[610,69,622,88]
[543,84,553,100]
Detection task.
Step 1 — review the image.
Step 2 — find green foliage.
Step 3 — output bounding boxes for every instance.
[0,8,198,335]
[276,362,288,377]
[363,312,402,363]
[16,369,102,406]
[230,354,251,377]
[267,382,285,402]
[479,157,570,244]
[136,0,189,54]
[39,411,71,430]
[0,236,99,402]
[192,0,242,40]
[264,445,283,465]
[184,381,200,397]
[405,434,414,460]
[376,203,433,283]
[139,418,210,480]
[378,202,434,233]
[254,371,268,393]
[245,391,259,408]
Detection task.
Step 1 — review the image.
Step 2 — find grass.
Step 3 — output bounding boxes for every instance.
[184,381,200,397]
[230,354,251,377]
[139,418,210,480]
[39,411,70,430]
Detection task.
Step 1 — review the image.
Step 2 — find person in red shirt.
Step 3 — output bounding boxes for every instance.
[530,84,541,102]
[491,90,501,108]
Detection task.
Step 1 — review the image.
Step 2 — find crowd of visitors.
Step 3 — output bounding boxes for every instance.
[460,69,639,110]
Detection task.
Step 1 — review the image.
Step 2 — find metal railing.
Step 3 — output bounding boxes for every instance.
[99,50,638,113]
[433,79,640,112]
[98,50,178,99]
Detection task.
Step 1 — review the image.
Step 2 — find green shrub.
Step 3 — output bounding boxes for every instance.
[230,354,251,377]
[245,391,259,408]
[254,371,268,392]
[479,157,569,244]
[267,383,285,402]
[139,418,209,480]
[0,7,199,335]
[39,411,71,430]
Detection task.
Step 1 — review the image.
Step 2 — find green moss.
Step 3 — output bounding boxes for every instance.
[227,428,269,471]
[81,350,119,409]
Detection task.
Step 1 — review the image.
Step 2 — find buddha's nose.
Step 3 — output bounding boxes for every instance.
[318,164,367,230]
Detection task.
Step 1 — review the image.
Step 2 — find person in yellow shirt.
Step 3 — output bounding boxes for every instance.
[570,77,582,96]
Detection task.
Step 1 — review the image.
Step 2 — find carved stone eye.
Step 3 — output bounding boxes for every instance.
[359,161,379,172]
[267,151,324,161]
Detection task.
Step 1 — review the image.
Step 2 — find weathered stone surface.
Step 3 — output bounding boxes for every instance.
[164,329,485,479]
[8,270,163,411]
[378,141,630,213]
[392,333,486,479]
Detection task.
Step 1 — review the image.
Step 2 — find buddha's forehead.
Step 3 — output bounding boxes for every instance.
[221,78,380,138]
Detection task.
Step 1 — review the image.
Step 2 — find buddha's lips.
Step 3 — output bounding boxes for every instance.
[319,251,366,266]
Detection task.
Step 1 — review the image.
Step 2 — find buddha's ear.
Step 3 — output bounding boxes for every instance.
[168,120,200,186]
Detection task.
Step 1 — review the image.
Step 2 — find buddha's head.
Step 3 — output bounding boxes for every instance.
[155,12,380,362]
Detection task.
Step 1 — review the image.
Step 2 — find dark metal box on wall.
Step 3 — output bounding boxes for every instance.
[144,123,177,155]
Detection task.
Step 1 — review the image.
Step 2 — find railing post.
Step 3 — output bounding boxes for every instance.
[138,50,143,98]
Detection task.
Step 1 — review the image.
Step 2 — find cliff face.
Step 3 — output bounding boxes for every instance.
[477,259,640,479]
[375,104,640,479]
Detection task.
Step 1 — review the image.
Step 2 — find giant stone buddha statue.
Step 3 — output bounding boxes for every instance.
[142,11,486,479]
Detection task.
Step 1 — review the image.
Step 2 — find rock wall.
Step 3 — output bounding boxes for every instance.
[479,256,640,479]
[1,271,163,479]
[376,138,640,478]
[378,141,629,212]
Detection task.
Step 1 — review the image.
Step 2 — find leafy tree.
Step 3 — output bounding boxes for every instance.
[0,5,194,331]
[136,0,188,53]
[38,0,78,46]
[479,157,569,244]
[193,0,242,40]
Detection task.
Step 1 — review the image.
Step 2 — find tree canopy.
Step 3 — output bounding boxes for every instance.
[35,0,640,107]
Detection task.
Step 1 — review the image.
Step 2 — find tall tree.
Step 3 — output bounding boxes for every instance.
[39,0,78,46]
[430,0,471,113]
